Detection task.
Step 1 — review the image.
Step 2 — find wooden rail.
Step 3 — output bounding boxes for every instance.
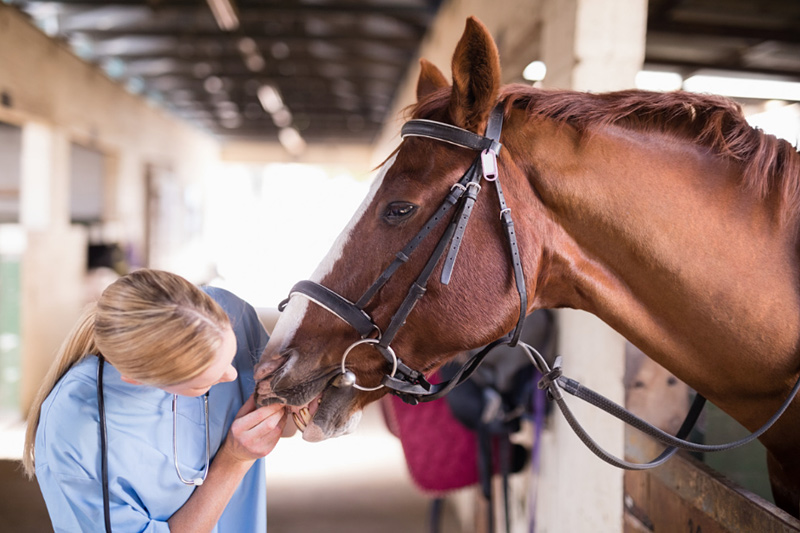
[624,452,800,533]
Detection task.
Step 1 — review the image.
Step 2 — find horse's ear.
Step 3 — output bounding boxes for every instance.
[416,58,449,102]
[449,16,501,132]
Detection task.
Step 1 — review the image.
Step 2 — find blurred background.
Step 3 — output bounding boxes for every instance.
[0,0,799,531]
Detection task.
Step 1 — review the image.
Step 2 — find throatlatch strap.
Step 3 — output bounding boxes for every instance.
[495,177,527,347]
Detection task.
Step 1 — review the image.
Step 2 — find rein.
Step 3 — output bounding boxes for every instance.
[523,343,800,470]
[277,104,800,470]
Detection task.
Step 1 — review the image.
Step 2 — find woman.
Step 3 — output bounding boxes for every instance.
[22,269,287,532]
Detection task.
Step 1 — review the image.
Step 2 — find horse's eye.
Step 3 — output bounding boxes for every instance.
[383,202,418,224]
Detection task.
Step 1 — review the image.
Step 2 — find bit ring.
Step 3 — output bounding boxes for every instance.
[340,338,397,391]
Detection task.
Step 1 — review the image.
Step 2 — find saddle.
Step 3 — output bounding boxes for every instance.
[382,310,554,532]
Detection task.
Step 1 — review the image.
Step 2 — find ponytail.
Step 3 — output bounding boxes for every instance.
[22,269,229,479]
[22,304,98,479]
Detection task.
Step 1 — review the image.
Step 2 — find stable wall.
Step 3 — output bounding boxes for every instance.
[0,4,218,256]
[0,4,221,414]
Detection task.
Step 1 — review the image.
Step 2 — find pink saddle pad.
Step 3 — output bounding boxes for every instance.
[381,385,478,496]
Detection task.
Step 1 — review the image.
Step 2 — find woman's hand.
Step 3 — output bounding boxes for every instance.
[222,395,287,463]
[169,396,287,532]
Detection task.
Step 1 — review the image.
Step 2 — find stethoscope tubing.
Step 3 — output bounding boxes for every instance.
[97,356,112,533]
[96,355,210,532]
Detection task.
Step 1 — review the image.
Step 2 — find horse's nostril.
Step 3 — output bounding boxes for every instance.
[255,378,274,397]
[255,381,287,406]
[253,363,272,382]
[254,356,285,381]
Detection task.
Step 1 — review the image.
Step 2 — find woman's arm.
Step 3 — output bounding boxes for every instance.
[167,396,287,533]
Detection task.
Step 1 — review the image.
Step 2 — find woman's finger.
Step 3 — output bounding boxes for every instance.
[233,402,285,433]
[234,394,257,417]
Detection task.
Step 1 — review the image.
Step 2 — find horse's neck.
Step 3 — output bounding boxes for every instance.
[525,122,800,430]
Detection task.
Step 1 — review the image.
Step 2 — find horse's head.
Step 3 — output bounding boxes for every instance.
[254,17,540,441]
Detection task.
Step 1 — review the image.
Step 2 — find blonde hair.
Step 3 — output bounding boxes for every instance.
[22,269,230,478]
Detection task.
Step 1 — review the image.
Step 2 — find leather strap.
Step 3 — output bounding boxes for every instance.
[525,343,800,469]
[483,105,527,346]
[356,171,470,308]
[286,280,377,338]
[441,162,482,285]
[402,119,502,153]
[384,338,508,404]
[484,106,504,142]
[495,177,527,347]
[379,211,459,348]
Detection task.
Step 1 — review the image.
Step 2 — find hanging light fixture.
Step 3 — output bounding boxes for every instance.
[206,0,239,31]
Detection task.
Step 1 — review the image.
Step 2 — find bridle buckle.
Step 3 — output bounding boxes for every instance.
[481,148,498,181]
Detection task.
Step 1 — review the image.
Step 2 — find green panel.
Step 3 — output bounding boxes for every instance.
[702,402,773,503]
[0,258,21,412]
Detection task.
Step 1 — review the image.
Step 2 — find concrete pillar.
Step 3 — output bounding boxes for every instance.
[541,0,647,92]
[19,122,71,230]
[536,311,627,532]
[535,1,647,532]
[19,227,86,415]
[17,121,86,415]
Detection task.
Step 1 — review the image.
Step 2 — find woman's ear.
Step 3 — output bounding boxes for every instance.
[120,375,143,386]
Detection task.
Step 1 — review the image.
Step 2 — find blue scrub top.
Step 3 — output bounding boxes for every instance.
[35,286,270,533]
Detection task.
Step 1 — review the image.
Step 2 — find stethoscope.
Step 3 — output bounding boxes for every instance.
[97,355,210,533]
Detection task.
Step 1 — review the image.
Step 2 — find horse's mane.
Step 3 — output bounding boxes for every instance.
[412,86,800,221]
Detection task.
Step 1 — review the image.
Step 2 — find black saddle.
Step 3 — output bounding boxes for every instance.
[434,310,555,533]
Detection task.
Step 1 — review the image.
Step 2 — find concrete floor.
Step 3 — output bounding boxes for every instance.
[0,459,52,532]
[0,404,463,533]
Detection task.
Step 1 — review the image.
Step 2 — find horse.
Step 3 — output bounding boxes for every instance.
[254,16,800,518]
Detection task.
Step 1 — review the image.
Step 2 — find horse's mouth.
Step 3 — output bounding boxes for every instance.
[289,394,322,432]
[257,369,362,442]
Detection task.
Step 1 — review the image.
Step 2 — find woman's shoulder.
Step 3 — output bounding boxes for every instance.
[37,357,102,462]
[202,286,269,366]
[202,286,264,333]
[45,356,99,406]
[202,286,249,315]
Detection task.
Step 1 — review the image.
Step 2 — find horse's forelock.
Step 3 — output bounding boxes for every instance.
[407,88,453,122]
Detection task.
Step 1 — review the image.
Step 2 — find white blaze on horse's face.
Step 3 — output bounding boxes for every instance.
[270,154,395,352]
[264,155,395,440]
[310,153,396,284]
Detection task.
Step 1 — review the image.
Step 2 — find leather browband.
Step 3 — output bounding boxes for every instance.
[401,119,502,154]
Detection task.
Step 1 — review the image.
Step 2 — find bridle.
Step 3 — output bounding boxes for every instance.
[279,105,527,405]
[276,102,800,471]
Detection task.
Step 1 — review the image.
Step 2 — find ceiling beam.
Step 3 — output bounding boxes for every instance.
[643,57,800,80]
[647,21,800,44]
[15,0,440,18]
[71,28,424,45]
